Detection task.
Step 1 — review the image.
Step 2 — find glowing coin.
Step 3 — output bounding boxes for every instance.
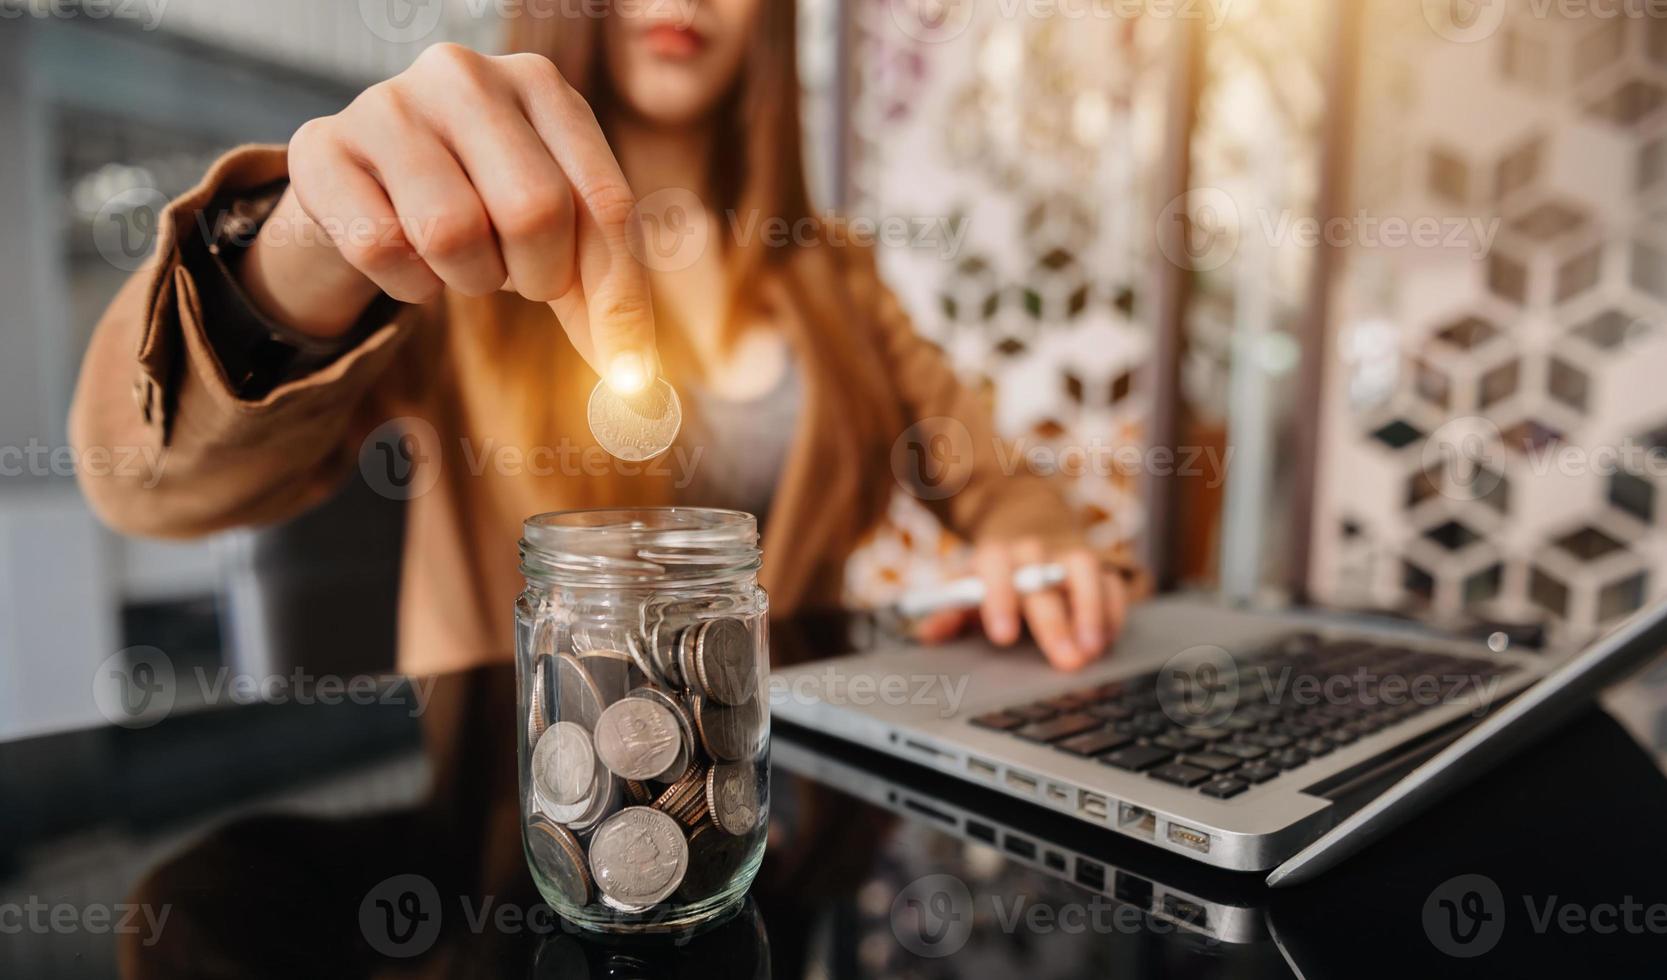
[586,376,682,462]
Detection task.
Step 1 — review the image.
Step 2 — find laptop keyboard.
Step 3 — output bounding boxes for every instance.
[970,633,1517,801]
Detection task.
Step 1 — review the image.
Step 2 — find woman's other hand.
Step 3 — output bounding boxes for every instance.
[913,539,1129,671]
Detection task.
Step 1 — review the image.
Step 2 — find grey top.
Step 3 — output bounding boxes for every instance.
[678,361,802,526]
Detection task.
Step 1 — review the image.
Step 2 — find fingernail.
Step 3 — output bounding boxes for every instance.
[1080,629,1103,653]
[607,353,648,394]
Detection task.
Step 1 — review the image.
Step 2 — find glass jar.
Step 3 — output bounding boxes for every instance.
[516,508,770,934]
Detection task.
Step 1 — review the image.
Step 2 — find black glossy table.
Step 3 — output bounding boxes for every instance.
[4,621,1667,979]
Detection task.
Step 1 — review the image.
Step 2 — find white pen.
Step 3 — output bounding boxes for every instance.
[895,563,1068,618]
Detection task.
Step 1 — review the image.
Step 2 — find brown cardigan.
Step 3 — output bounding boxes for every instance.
[70,145,1113,675]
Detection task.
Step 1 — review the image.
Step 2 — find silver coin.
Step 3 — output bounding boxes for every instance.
[570,772,622,833]
[556,653,606,729]
[534,721,596,807]
[651,620,684,688]
[587,376,683,462]
[694,693,765,763]
[696,618,757,706]
[594,697,684,780]
[536,768,598,824]
[706,762,762,836]
[599,895,654,914]
[625,631,671,689]
[679,626,701,695]
[577,648,634,702]
[528,657,551,748]
[588,806,690,907]
[677,823,755,903]
[527,813,592,907]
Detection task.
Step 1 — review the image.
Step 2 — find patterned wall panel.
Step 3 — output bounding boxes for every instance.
[841,1,1175,604]
[1312,2,1667,655]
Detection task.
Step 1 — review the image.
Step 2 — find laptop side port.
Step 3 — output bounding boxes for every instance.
[1161,894,1209,928]
[1078,791,1108,820]
[967,757,998,780]
[1118,803,1156,838]
[1004,769,1039,795]
[1113,872,1154,910]
[1074,859,1106,891]
[1166,823,1211,853]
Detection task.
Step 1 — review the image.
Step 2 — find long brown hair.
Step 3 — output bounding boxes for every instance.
[473,0,902,551]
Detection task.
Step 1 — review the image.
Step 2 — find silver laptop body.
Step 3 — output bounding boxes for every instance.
[771,596,1556,873]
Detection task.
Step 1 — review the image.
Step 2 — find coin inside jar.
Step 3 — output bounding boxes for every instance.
[526,813,593,907]
[677,823,754,903]
[555,653,606,730]
[594,696,684,780]
[587,376,682,462]
[694,693,765,763]
[695,618,757,706]
[706,762,762,836]
[588,806,690,908]
[577,648,635,701]
[534,721,597,807]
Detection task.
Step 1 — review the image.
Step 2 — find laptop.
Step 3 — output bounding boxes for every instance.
[770,595,1667,883]
[773,725,1272,945]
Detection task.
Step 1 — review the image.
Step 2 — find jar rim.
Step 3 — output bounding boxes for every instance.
[520,507,760,586]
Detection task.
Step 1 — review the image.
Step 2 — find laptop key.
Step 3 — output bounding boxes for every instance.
[1088,702,1133,722]
[1269,748,1311,770]
[971,711,1025,731]
[1150,763,1212,787]
[1010,703,1058,722]
[1237,763,1280,783]
[1200,777,1248,799]
[1153,731,1205,752]
[1220,743,1266,766]
[1014,712,1101,743]
[1055,728,1132,757]
[1099,744,1174,772]
[1299,737,1335,756]
[1181,752,1241,773]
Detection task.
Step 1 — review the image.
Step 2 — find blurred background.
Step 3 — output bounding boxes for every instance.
[2,0,1666,749]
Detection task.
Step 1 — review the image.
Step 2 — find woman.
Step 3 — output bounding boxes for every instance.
[70,0,1138,675]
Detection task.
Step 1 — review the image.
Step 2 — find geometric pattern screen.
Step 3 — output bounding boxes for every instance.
[1312,2,1667,653]
[839,1,1172,604]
